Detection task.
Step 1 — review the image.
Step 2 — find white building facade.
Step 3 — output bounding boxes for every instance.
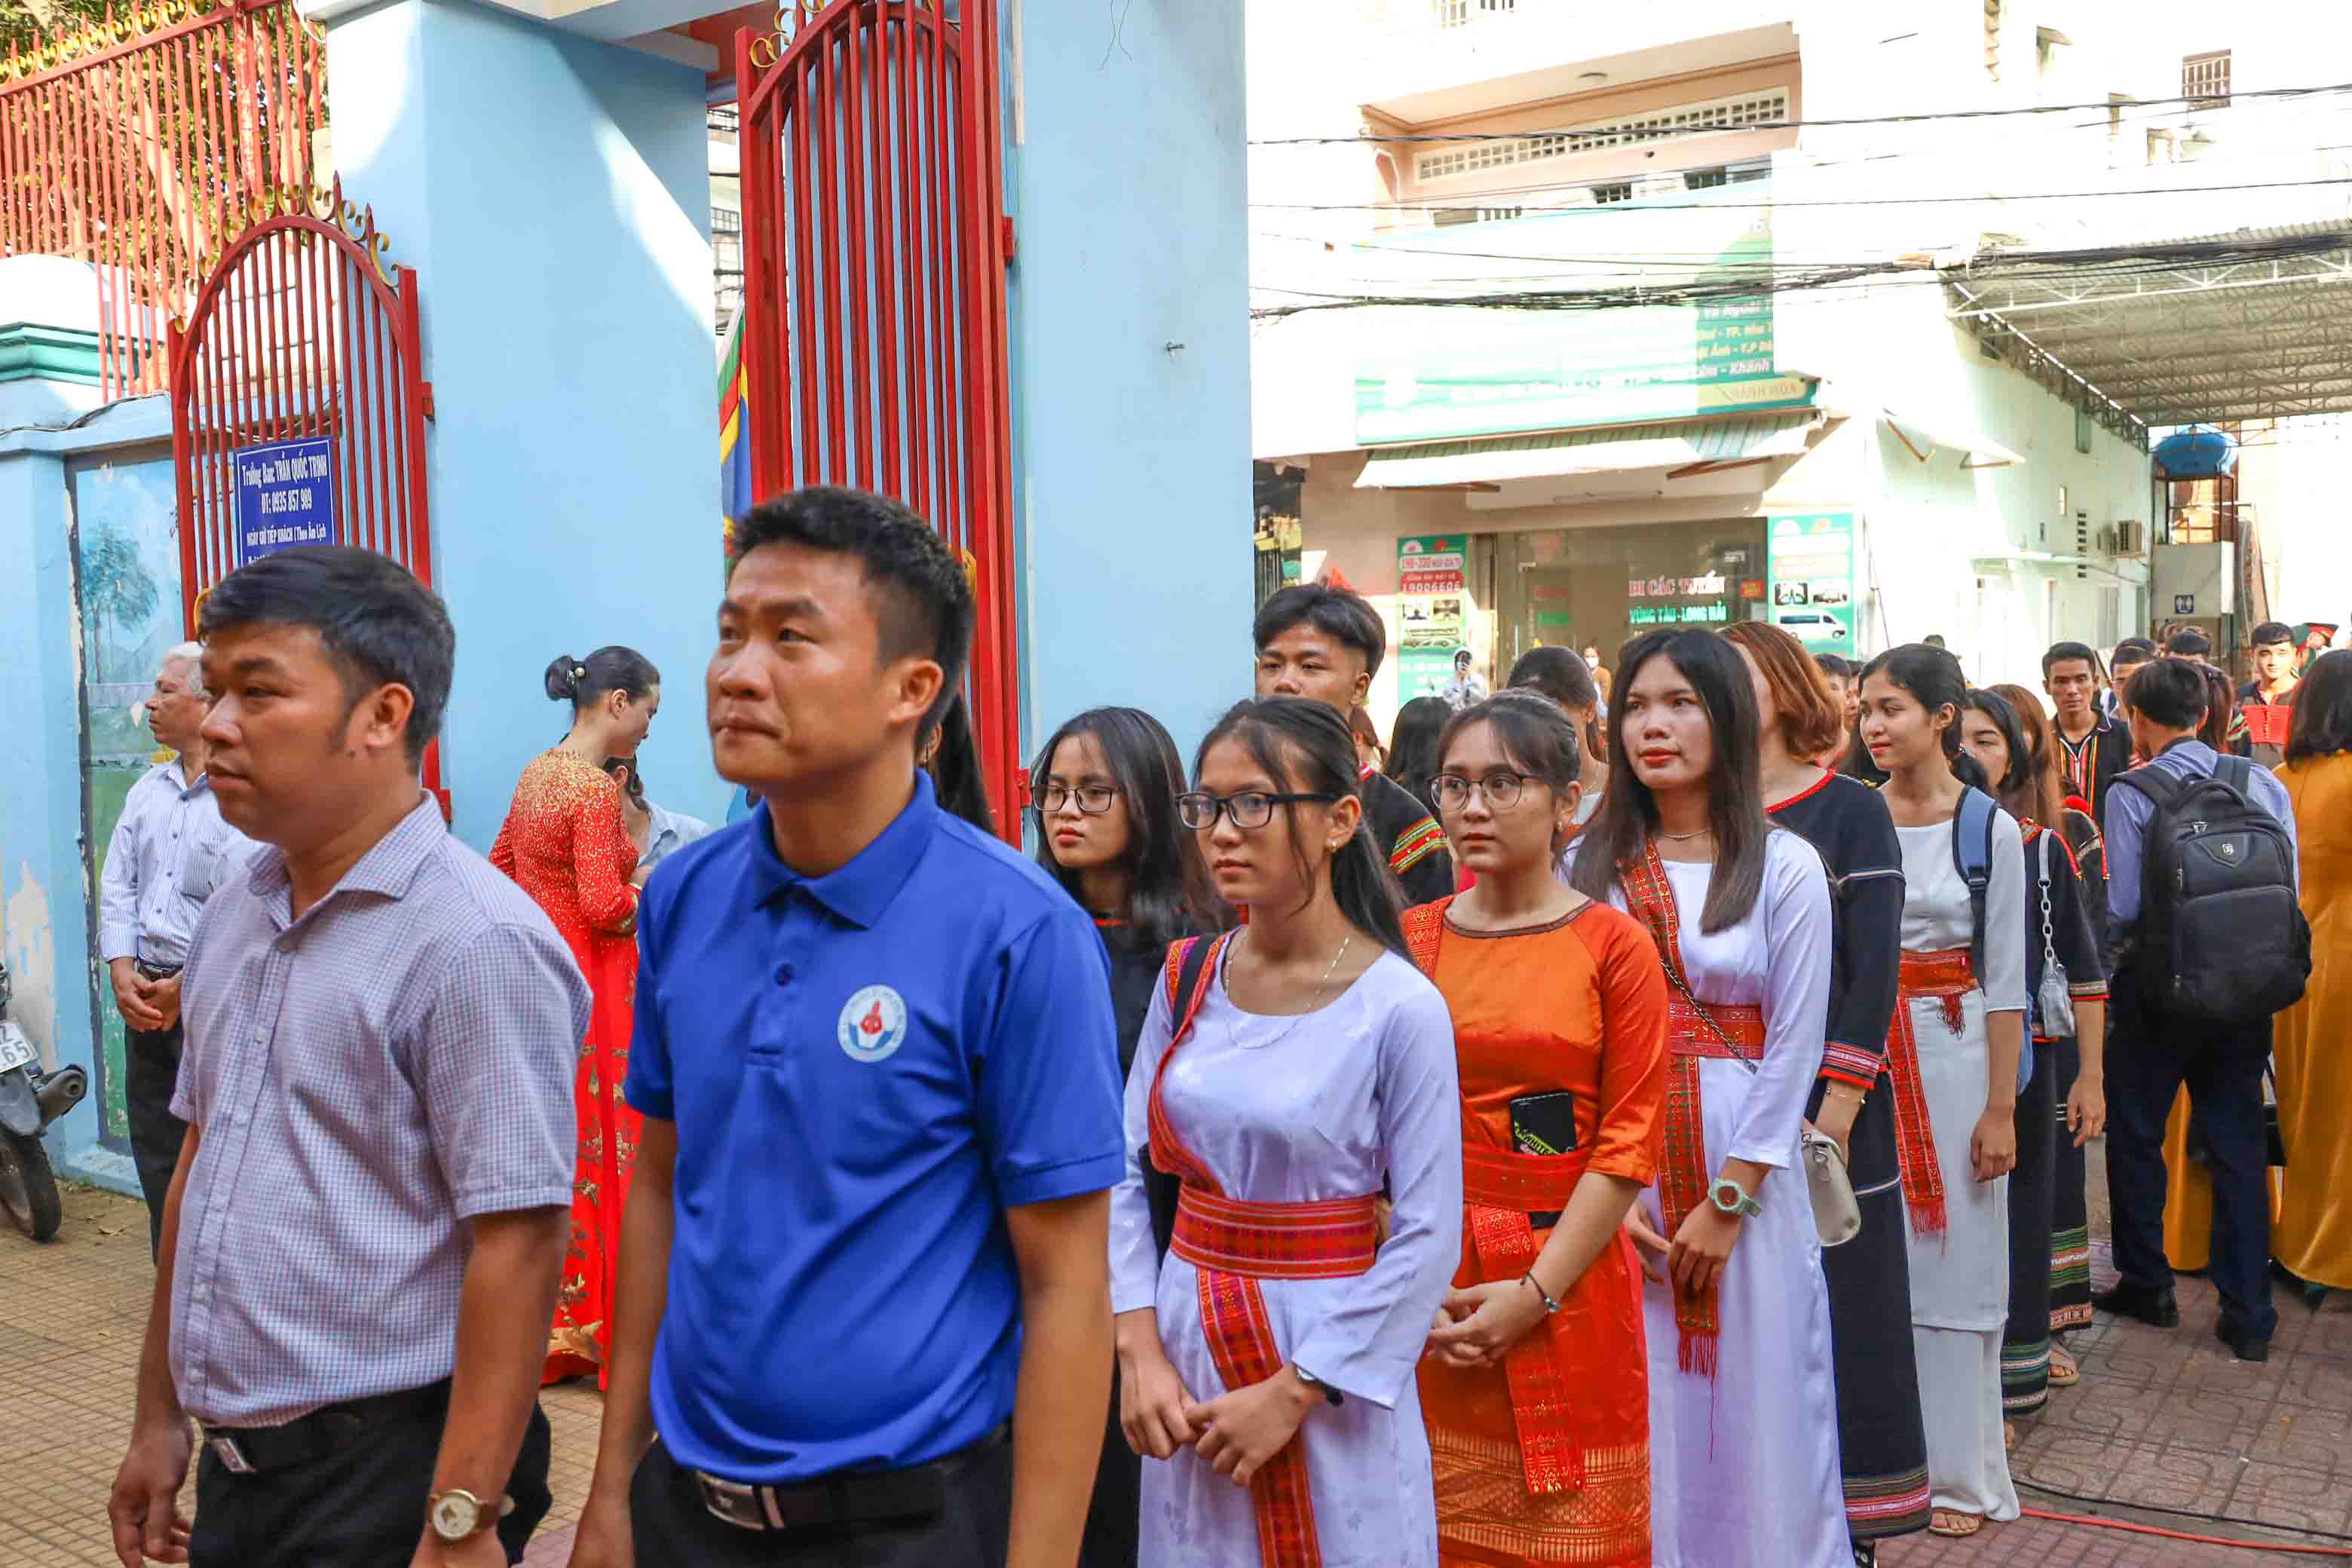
[1249,2,2351,720]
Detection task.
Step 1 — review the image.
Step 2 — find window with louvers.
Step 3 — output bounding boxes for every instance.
[2183,51,2231,108]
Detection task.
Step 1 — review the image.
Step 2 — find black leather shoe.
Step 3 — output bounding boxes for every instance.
[2093,1280,2181,1328]
[2216,1321,2271,1363]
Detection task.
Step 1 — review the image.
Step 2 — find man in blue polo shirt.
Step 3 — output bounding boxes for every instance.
[567,488,1125,1568]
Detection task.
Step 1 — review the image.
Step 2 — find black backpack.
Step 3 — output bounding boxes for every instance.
[2112,754,2309,1024]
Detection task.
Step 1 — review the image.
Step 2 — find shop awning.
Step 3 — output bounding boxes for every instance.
[1879,409,2025,469]
[1353,411,1821,490]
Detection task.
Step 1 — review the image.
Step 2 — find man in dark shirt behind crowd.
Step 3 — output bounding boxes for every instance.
[1251,582,1454,902]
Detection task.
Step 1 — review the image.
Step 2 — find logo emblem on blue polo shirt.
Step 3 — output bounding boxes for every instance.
[838,985,909,1063]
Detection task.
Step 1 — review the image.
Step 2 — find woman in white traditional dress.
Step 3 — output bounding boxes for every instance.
[1108,697,1462,1568]
[1857,644,2028,1539]
[1566,630,1848,1568]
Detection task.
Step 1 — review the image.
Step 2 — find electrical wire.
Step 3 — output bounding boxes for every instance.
[1245,230,2352,316]
[1248,80,2352,146]
[1249,173,2352,215]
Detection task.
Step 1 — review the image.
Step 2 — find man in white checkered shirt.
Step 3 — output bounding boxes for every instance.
[106,547,590,1568]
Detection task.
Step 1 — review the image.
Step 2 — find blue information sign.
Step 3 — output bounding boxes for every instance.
[234,438,336,563]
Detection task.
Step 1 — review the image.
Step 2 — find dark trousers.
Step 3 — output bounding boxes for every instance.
[124,1018,189,1259]
[189,1389,551,1568]
[2105,963,2278,1341]
[631,1432,1011,1567]
[1080,1362,1141,1568]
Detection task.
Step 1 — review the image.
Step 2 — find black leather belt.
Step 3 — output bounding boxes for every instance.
[691,1423,1008,1533]
[134,960,183,982]
[202,1381,448,1475]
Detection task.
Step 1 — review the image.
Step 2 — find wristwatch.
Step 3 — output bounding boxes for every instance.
[427,1489,515,1543]
[1291,1364,1345,1407]
[1708,1177,1762,1219]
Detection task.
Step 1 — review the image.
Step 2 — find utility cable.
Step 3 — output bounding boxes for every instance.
[1249,173,2352,215]
[2016,1475,2352,1548]
[1248,81,2352,146]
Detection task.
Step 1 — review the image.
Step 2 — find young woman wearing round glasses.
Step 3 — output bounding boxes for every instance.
[1031,706,1216,1568]
[1406,690,1670,1568]
[1107,697,1462,1568]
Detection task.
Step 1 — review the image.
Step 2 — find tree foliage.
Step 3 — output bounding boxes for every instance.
[2,0,117,55]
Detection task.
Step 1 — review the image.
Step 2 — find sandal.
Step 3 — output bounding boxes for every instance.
[2048,1342,2081,1386]
[1930,1508,1986,1539]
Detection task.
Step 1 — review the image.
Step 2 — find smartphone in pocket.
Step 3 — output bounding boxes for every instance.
[1509,1091,1579,1158]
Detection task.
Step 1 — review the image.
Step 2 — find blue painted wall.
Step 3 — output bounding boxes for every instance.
[325,0,726,847]
[1005,1,1254,764]
[0,394,176,1194]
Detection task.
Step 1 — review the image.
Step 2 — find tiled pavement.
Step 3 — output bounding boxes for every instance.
[6,1186,2346,1567]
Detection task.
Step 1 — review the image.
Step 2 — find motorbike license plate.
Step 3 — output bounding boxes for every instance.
[0,1025,35,1074]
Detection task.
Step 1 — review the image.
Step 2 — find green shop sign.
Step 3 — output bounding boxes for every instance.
[1354,198,1807,444]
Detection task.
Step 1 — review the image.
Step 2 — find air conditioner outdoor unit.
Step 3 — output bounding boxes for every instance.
[2113,519,2145,555]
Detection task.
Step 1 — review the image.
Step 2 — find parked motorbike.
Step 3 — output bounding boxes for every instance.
[0,958,87,1242]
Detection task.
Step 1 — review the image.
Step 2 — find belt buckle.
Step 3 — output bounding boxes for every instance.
[207,1434,255,1476]
[697,1474,778,1532]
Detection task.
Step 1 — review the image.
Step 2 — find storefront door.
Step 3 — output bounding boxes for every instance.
[1499,517,1769,671]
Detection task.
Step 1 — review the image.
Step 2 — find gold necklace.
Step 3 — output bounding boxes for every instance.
[1658,826,1713,841]
[1231,927,1355,1049]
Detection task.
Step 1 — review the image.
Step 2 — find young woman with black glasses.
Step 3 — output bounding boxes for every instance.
[1107,697,1462,1568]
[1032,706,1214,1568]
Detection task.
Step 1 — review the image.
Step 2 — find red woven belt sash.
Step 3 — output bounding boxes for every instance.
[1171,1187,1380,1282]
[1149,934,1332,1568]
[1886,948,1974,1238]
[1462,1143,1599,1495]
[1666,997,1766,1059]
[1618,841,1763,1377]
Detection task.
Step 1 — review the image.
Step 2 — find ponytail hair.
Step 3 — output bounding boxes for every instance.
[544,645,660,711]
[1860,642,1982,788]
[1193,697,1407,957]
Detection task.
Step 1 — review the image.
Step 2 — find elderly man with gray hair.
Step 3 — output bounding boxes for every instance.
[98,642,253,1255]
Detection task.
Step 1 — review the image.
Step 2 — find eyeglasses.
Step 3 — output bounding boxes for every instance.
[1037,783,1119,815]
[1429,770,1529,812]
[1175,790,1339,831]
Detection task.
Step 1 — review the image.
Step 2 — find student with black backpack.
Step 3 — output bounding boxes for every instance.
[2095,657,2308,1364]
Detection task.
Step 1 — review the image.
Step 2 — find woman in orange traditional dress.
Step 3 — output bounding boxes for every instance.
[490,645,661,1386]
[1409,690,1669,1568]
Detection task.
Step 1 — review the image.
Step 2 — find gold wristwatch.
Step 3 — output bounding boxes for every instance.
[427,1489,515,1543]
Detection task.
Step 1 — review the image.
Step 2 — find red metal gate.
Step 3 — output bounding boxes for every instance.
[0,0,326,398]
[169,179,440,796]
[735,0,1019,828]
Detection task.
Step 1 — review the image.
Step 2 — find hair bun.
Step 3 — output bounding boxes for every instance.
[543,654,582,703]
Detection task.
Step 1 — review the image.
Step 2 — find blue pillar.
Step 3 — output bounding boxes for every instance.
[319,0,725,842]
[0,437,112,1183]
[1005,2,1254,759]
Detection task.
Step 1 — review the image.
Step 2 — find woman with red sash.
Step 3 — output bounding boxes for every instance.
[1856,646,2029,1540]
[1407,691,1669,1567]
[1566,632,1847,1568]
[1107,697,1462,1568]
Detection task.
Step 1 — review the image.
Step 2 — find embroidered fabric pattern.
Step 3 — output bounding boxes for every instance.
[1885,948,1974,1238]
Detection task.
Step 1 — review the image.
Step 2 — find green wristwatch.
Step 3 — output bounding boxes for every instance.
[1708,1176,1762,1218]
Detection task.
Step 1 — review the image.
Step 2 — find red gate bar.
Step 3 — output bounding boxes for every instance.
[735,0,1020,838]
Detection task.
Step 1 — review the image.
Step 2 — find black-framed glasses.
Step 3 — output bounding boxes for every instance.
[1176,790,1340,831]
[1430,770,1529,812]
[1036,783,1119,816]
